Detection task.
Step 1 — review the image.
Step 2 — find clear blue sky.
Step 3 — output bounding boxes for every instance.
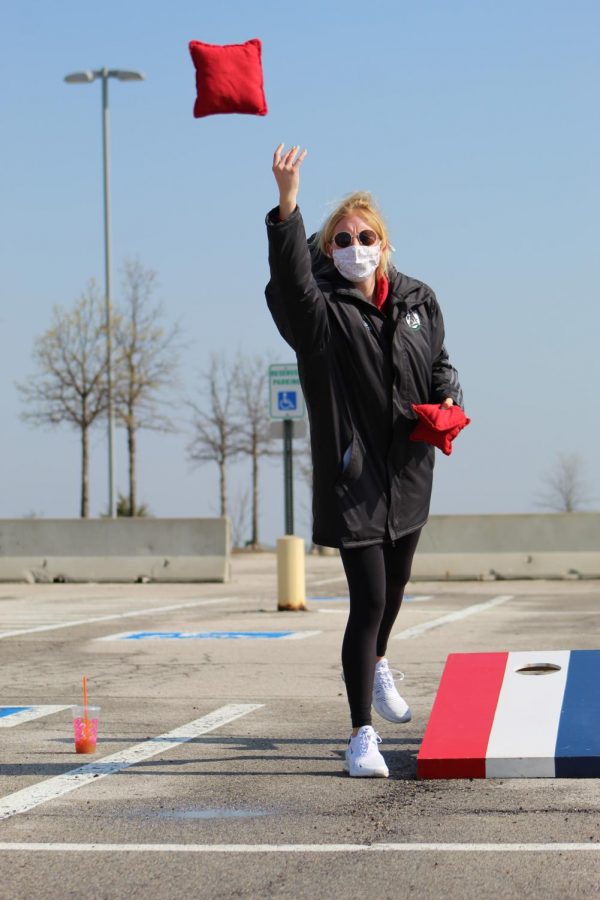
[1,0,598,544]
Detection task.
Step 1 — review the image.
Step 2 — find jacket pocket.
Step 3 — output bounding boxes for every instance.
[335,430,364,487]
[333,428,387,540]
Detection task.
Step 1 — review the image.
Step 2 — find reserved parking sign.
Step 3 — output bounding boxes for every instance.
[268,364,305,420]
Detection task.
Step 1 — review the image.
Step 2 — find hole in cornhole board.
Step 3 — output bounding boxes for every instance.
[515,663,562,675]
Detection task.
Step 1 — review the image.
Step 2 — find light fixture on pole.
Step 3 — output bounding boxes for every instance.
[64,67,144,518]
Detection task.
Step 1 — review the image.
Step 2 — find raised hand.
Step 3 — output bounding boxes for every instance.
[272,143,308,220]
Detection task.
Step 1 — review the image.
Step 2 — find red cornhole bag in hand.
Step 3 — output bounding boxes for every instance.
[410,404,471,456]
[189,38,268,118]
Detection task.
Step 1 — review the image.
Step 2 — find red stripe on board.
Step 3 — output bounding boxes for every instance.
[417,652,508,779]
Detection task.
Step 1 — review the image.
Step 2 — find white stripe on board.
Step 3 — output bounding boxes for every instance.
[0,704,262,821]
[0,706,70,728]
[0,597,240,640]
[485,650,570,778]
[393,595,513,641]
[0,842,597,854]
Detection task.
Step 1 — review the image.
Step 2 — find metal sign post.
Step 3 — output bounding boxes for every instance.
[268,364,306,536]
[283,418,294,534]
[269,364,307,610]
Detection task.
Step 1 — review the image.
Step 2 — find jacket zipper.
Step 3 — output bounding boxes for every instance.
[361,314,377,338]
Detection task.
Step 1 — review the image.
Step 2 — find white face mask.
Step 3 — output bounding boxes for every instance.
[332,243,381,283]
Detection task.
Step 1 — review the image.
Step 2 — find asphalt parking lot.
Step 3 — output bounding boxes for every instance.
[1,553,599,899]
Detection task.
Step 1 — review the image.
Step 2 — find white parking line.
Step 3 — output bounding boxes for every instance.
[0,706,70,728]
[0,597,241,640]
[393,595,513,640]
[403,595,433,603]
[0,704,262,821]
[309,576,345,587]
[284,631,322,640]
[0,842,597,854]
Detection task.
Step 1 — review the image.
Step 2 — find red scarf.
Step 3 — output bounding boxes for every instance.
[374,275,389,312]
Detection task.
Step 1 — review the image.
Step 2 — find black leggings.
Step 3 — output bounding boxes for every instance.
[340,529,422,728]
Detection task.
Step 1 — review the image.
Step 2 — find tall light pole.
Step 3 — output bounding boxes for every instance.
[64,68,144,518]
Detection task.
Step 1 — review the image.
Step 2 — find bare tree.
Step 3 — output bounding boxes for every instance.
[187,353,244,517]
[15,281,108,517]
[296,425,318,548]
[296,427,313,493]
[113,259,181,516]
[234,354,278,548]
[229,486,251,549]
[535,452,589,512]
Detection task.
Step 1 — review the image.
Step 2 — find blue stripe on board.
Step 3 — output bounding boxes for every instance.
[0,707,33,718]
[120,631,295,640]
[555,650,600,777]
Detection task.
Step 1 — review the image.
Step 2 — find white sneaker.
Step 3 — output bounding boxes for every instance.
[372,658,412,723]
[343,725,389,778]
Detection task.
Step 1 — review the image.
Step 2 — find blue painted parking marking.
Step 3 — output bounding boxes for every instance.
[0,706,32,719]
[0,705,70,727]
[98,630,321,642]
[125,631,295,640]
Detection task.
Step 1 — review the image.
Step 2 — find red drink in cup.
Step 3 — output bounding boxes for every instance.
[72,705,100,754]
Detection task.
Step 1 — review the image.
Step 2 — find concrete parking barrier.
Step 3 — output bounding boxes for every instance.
[0,518,231,583]
[414,513,600,580]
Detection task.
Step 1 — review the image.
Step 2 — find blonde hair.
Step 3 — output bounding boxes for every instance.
[318,191,391,280]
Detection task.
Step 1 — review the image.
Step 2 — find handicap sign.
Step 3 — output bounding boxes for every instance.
[269,364,305,420]
[277,391,297,412]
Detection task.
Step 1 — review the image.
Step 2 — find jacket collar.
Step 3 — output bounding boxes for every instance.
[308,232,429,312]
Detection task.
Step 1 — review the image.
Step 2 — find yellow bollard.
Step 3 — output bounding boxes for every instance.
[276,535,306,610]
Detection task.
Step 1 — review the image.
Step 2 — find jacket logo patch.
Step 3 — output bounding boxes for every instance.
[405,311,421,331]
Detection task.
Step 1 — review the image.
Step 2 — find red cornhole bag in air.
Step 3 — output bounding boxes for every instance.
[189,38,268,118]
[410,404,471,456]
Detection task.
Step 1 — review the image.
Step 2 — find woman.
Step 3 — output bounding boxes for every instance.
[265,144,463,778]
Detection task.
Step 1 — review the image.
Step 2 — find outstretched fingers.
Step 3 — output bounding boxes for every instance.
[293,147,308,168]
[271,145,308,218]
[273,144,307,171]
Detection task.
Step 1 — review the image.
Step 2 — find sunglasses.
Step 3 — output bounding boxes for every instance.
[332,229,379,249]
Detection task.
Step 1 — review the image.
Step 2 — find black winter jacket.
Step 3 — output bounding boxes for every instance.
[265,206,463,549]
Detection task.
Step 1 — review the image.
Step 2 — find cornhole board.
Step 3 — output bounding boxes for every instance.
[417,650,600,778]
